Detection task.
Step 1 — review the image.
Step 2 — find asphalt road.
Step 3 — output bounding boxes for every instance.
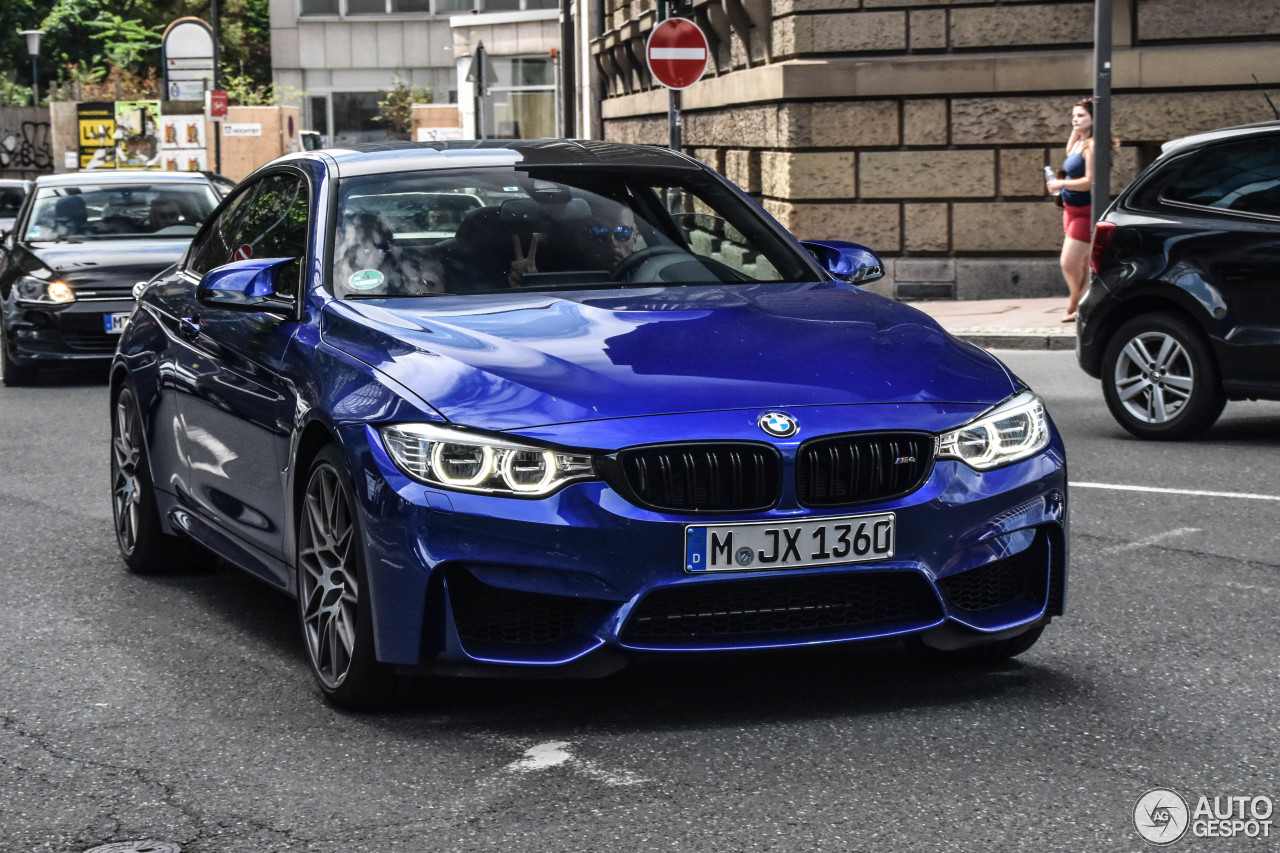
[2,352,1278,852]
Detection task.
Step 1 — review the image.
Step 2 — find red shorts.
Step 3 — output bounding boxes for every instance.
[1063,202,1091,243]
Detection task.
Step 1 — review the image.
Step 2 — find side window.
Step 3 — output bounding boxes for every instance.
[664,188,782,282]
[232,173,310,298]
[187,184,259,276]
[1163,136,1280,218]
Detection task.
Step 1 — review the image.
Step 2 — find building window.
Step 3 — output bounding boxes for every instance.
[490,57,555,140]
[333,92,388,145]
[299,0,339,14]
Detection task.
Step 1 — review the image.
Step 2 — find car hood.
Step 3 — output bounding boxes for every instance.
[20,239,189,293]
[322,283,1018,431]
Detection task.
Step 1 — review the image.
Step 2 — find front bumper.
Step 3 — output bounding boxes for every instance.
[342,419,1069,675]
[2,298,133,365]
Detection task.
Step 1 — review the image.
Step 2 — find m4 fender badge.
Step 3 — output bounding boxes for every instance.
[758,411,798,438]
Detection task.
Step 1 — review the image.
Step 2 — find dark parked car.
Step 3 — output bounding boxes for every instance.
[0,171,222,385]
[1078,120,1280,439]
[111,140,1067,708]
[0,178,31,235]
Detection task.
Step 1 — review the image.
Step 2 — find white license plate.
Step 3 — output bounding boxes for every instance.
[104,312,130,334]
[685,512,895,573]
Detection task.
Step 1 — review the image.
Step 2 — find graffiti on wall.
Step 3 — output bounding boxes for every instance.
[0,119,53,172]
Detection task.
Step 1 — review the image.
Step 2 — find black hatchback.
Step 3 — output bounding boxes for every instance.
[1078,120,1280,439]
[0,171,223,385]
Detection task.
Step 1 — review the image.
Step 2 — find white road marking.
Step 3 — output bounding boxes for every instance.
[506,741,573,772]
[503,740,649,787]
[1102,527,1200,554]
[1073,482,1280,502]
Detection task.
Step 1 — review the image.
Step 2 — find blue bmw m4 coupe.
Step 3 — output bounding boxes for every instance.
[110,140,1067,708]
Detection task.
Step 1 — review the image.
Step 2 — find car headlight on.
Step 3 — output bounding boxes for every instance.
[380,423,597,496]
[15,275,75,305]
[937,391,1051,470]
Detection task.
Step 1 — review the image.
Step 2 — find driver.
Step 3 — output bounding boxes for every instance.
[507,198,638,287]
[149,195,182,231]
[572,200,638,271]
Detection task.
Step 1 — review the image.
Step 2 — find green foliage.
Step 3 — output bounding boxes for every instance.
[87,13,162,72]
[223,71,306,107]
[0,75,35,108]
[375,78,434,141]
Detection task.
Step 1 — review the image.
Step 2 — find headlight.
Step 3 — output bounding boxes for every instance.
[15,275,75,305]
[937,391,1051,470]
[380,423,597,497]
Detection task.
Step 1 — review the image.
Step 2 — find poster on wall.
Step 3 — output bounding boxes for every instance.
[162,116,205,149]
[77,101,116,169]
[114,100,162,168]
[162,149,208,172]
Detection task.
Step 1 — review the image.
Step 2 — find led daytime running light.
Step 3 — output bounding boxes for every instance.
[380,424,596,497]
[937,391,1050,470]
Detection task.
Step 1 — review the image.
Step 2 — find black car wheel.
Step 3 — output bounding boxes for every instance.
[0,321,35,386]
[1101,313,1225,440]
[297,444,402,709]
[112,382,214,573]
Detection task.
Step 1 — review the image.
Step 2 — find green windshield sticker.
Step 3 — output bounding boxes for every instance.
[348,269,385,290]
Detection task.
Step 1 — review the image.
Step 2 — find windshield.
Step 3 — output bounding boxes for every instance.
[24,182,220,241]
[331,166,817,298]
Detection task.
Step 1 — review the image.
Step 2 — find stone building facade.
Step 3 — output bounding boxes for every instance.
[593,0,1280,298]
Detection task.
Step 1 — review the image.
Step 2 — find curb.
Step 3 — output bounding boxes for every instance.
[948,330,1077,351]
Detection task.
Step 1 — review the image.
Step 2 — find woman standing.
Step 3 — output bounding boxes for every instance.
[1047,98,1097,322]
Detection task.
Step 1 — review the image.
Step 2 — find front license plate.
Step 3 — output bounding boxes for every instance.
[685,512,895,573]
[104,312,130,334]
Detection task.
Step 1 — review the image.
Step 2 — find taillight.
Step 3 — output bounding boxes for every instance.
[1091,221,1116,275]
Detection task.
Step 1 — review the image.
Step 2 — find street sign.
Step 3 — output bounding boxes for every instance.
[646,18,709,90]
[206,89,228,122]
[168,80,205,101]
[162,17,215,101]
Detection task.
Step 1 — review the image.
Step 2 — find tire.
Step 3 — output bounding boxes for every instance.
[0,321,36,387]
[906,625,1045,665]
[297,444,402,710]
[111,381,215,574]
[1101,312,1225,440]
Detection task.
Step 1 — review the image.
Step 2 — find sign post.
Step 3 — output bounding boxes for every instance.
[646,15,709,154]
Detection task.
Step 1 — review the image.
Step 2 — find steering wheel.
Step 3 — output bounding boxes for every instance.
[609,245,689,282]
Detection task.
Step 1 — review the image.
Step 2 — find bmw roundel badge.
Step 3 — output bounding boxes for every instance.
[758,411,798,438]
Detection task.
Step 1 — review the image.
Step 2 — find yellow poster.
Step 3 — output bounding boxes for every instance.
[76,101,115,169]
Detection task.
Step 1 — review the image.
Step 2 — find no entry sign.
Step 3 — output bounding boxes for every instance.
[646,18,709,90]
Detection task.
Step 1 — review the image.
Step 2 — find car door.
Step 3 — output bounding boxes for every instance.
[1158,133,1280,386]
[170,171,310,581]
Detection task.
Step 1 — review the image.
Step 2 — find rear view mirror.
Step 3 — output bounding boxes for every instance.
[197,258,295,313]
[800,240,885,284]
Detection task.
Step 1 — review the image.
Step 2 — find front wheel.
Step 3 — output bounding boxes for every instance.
[0,321,36,387]
[297,444,402,709]
[1101,312,1225,440]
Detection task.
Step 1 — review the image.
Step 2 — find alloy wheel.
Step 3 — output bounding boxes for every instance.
[1112,330,1195,425]
[111,389,143,556]
[298,462,359,690]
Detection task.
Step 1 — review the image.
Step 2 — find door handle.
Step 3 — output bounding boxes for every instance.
[178,317,201,341]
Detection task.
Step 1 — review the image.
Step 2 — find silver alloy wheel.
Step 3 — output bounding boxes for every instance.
[111,390,142,557]
[299,463,359,689]
[1112,330,1196,425]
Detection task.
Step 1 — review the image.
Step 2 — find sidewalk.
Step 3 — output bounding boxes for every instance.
[908,297,1077,351]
